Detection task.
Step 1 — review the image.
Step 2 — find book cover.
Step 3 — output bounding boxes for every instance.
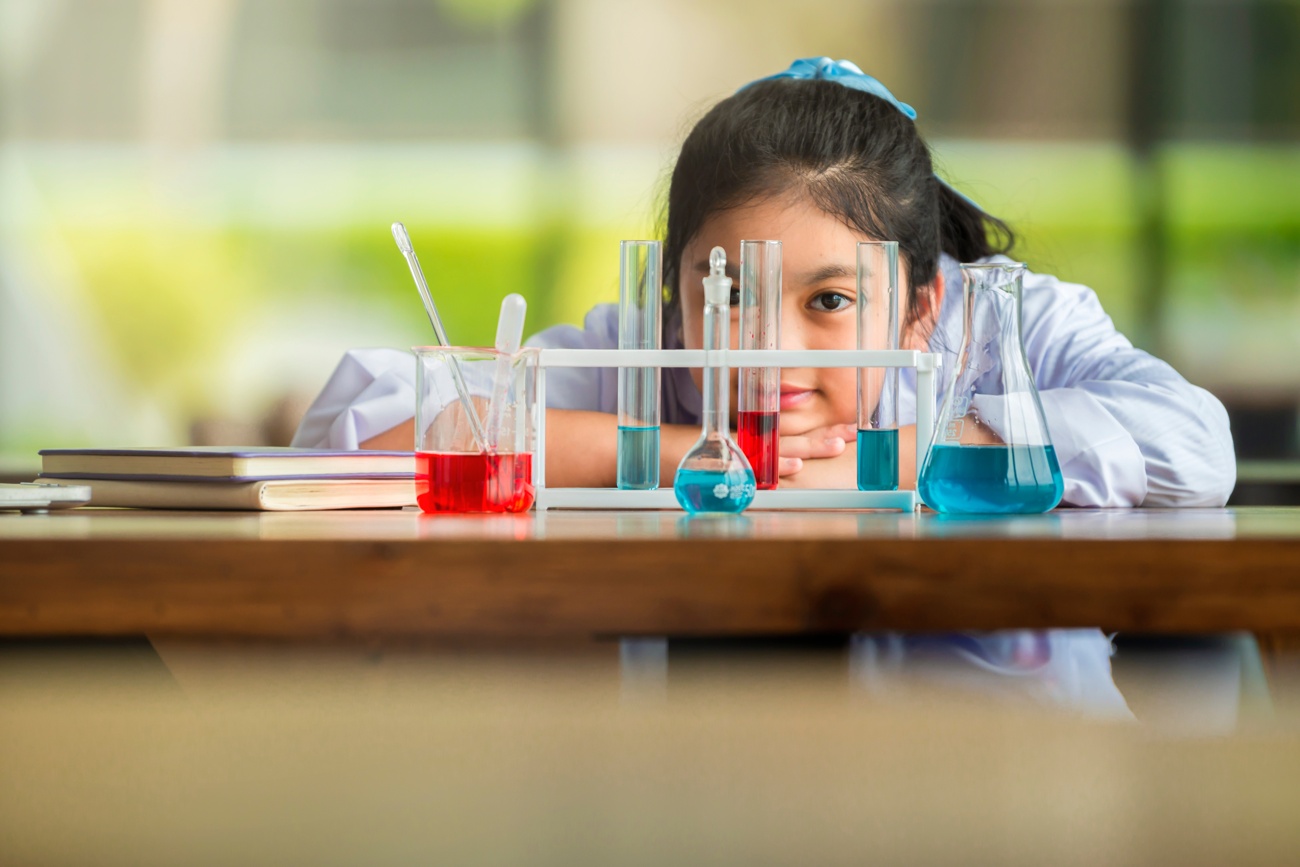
[40,476,417,511]
[39,446,415,482]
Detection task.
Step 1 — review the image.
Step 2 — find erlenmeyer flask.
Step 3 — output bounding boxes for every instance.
[917,262,1063,514]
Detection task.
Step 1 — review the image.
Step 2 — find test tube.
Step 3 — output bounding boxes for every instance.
[737,239,782,490]
[857,241,900,491]
[617,240,662,490]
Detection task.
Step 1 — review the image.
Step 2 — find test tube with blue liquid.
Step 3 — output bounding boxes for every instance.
[738,240,781,490]
[616,240,662,490]
[856,241,900,491]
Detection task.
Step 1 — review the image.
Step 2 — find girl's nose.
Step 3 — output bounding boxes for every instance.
[779,314,811,351]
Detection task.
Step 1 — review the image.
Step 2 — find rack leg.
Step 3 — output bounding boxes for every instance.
[535,366,547,512]
[915,362,935,509]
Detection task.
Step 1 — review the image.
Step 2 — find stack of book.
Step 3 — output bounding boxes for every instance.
[38,447,416,511]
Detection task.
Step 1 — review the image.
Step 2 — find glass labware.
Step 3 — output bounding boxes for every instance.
[674,247,757,515]
[415,346,538,514]
[737,239,782,490]
[917,262,1063,514]
[616,240,663,490]
[856,241,900,491]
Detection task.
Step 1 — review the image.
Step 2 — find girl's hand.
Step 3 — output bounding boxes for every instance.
[779,425,921,490]
[779,447,859,489]
[777,423,857,477]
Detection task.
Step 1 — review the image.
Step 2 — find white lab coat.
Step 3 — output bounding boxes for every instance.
[292,255,1236,718]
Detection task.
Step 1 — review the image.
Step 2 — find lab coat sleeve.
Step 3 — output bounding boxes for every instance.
[522,303,620,413]
[290,347,418,449]
[1021,273,1236,507]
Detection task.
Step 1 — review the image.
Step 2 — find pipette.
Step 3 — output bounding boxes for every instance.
[484,294,527,451]
[391,221,486,450]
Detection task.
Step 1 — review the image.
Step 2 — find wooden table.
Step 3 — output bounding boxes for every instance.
[3,506,1300,649]
[7,507,1299,862]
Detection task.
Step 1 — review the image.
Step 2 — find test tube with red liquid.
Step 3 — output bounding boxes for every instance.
[737,240,782,490]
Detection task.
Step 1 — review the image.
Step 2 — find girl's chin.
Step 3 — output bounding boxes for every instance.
[775,406,843,436]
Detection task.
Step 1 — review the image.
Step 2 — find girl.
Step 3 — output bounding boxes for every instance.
[297,59,1233,507]
[294,58,1236,715]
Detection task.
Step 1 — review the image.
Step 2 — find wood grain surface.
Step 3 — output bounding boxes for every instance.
[2,507,1300,640]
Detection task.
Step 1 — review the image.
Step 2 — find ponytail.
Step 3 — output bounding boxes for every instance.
[936,178,1016,264]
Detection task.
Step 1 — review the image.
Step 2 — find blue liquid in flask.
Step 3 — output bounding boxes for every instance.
[617,425,660,490]
[856,428,899,492]
[674,467,756,515]
[918,444,1063,515]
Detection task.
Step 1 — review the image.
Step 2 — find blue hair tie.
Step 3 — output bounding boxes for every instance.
[739,57,980,211]
[740,57,917,120]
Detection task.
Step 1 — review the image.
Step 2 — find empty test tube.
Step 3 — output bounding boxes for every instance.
[737,240,782,490]
[857,241,900,491]
[617,240,662,490]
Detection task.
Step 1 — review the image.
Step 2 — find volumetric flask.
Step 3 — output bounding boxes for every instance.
[415,346,538,514]
[737,240,782,490]
[617,240,662,490]
[856,241,899,491]
[674,247,756,515]
[916,262,1063,514]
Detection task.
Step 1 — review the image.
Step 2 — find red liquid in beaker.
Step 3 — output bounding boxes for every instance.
[416,451,535,513]
[737,411,779,490]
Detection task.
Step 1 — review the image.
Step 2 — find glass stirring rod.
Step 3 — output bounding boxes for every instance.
[391,222,487,450]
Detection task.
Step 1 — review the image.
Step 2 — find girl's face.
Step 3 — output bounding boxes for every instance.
[678,193,937,436]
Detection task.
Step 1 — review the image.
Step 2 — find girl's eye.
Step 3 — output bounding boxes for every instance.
[809,292,853,312]
[730,287,741,306]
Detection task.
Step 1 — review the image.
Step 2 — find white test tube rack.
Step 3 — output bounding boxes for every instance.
[532,348,941,511]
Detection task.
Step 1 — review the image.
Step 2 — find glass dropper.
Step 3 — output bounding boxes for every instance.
[392,221,487,450]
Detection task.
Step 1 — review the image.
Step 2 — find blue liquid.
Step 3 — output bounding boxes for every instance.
[617,425,660,490]
[857,428,899,491]
[674,467,757,515]
[918,444,1063,515]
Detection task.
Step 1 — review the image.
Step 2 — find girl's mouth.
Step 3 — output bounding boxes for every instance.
[779,387,814,410]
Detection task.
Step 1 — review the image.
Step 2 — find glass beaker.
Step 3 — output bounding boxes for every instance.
[616,240,662,491]
[917,263,1063,514]
[415,346,539,514]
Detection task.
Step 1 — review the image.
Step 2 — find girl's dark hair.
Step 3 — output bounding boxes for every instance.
[662,78,1014,332]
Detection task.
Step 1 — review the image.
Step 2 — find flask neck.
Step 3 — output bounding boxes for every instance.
[701,300,728,438]
[931,261,1055,450]
[958,266,1030,370]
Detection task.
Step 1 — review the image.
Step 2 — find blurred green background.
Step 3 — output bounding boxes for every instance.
[1,0,1297,469]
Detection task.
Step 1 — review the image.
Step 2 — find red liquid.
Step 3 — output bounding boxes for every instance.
[416,451,535,514]
[737,411,779,490]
